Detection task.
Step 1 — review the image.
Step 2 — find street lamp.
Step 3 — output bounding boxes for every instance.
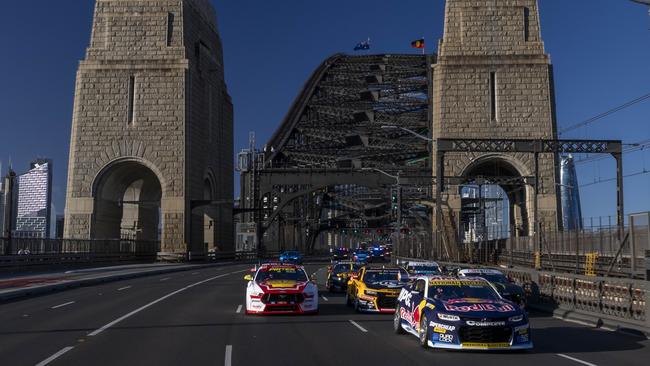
[361,167,401,260]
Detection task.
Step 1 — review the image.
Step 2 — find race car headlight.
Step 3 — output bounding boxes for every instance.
[509,315,524,323]
[365,290,378,296]
[437,313,460,322]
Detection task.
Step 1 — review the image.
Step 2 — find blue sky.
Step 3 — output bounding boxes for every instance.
[0,0,648,222]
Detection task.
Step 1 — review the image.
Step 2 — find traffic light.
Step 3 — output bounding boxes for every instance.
[390,186,402,220]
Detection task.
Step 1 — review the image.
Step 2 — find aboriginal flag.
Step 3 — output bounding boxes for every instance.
[411,38,425,49]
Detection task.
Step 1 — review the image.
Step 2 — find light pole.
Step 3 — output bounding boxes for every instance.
[361,167,401,260]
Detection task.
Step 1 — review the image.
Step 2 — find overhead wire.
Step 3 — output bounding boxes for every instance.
[559,91,650,135]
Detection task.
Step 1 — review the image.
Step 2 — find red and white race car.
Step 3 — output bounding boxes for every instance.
[244,263,318,315]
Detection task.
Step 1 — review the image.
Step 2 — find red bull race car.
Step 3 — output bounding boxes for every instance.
[244,263,318,315]
[394,276,532,351]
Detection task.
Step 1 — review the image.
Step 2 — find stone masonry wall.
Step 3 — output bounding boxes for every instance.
[432,0,560,234]
[65,0,233,254]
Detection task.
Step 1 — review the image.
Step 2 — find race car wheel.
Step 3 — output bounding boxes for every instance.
[393,306,405,334]
[419,315,430,348]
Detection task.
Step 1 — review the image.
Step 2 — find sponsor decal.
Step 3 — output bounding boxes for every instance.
[398,289,413,307]
[466,320,506,327]
[428,322,456,332]
[429,280,489,287]
[446,298,497,305]
[439,334,454,343]
[462,342,511,349]
[514,324,529,334]
[400,307,417,328]
[444,303,515,313]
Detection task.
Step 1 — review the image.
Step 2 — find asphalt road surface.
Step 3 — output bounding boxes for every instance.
[0,263,648,366]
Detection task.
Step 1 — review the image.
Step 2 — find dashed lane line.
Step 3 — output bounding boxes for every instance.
[51,301,75,309]
[321,295,329,301]
[88,269,248,337]
[160,277,171,282]
[557,354,598,366]
[236,305,243,313]
[349,320,368,333]
[225,345,233,366]
[117,286,131,291]
[35,346,74,366]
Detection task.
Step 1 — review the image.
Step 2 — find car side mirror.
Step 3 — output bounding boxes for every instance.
[244,274,253,281]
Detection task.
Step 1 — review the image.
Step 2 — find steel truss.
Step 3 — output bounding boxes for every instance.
[250,54,434,252]
[435,138,625,259]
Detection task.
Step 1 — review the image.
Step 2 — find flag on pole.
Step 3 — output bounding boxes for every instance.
[354,38,371,51]
[411,38,425,49]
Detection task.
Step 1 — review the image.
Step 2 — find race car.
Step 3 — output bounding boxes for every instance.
[346,265,410,313]
[279,250,303,264]
[244,263,318,314]
[457,269,526,309]
[394,276,532,351]
[352,249,370,263]
[332,247,350,261]
[326,261,361,292]
[404,261,441,276]
[368,245,387,263]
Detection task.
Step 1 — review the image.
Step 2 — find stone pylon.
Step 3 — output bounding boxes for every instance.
[64,0,233,258]
[431,0,560,257]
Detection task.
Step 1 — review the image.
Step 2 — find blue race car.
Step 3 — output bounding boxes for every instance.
[368,245,387,263]
[279,251,303,264]
[352,249,370,263]
[394,276,532,351]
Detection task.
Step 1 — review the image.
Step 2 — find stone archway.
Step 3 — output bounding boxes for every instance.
[202,177,216,252]
[92,160,163,241]
[461,155,533,239]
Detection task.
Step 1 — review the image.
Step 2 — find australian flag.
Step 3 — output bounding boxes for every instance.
[353,38,371,51]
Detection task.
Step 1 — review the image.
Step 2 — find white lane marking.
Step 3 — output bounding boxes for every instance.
[557,354,598,366]
[224,345,233,366]
[88,269,247,337]
[349,320,368,333]
[117,286,131,291]
[160,277,171,281]
[51,301,75,309]
[236,305,243,313]
[321,295,329,301]
[35,346,74,366]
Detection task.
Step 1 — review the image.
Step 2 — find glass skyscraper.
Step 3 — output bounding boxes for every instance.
[13,160,54,238]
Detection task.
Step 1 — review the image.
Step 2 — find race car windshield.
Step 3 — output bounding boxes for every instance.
[333,264,360,274]
[431,285,499,301]
[409,266,440,273]
[256,268,308,282]
[363,270,407,284]
[463,273,508,284]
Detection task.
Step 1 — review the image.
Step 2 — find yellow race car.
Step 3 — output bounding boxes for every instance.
[346,265,410,313]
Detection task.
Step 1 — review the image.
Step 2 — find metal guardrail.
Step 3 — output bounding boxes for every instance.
[395,256,650,336]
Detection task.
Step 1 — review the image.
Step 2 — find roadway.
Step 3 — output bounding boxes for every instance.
[0,263,648,366]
